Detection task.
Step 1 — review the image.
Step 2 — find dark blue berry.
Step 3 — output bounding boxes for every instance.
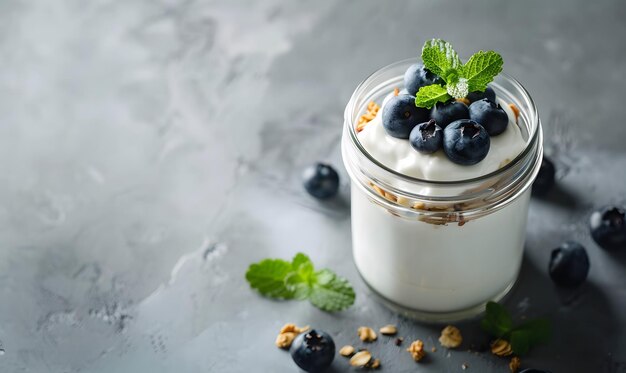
[549,241,590,288]
[468,99,509,136]
[590,206,626,250]
[382,94,431,139]
[443,120,490,165]
[467,86,496,103]
[532,157,556,196]
[303,163,339,199]
[403,63,444,95]
[409,119,443,154]
[519,370,552,373]
[431,100,470,129]
[290,329,335,372]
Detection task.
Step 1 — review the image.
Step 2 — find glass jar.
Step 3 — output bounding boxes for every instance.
[341,59,543,322]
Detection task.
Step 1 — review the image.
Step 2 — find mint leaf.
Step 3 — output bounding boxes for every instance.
[462,50,503,92]
[245,259,295,299]
[285,253,315,300]
[245,253,355,312]
[481,301,513,338]
[309,271,355,312]
[514,318,550,345]
[421,39,462,79]
[509,329,531,356]
[415,84,451,109]
[292,253,312,271]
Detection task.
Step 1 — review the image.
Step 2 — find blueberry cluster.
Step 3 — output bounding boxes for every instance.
[382,63,509,165]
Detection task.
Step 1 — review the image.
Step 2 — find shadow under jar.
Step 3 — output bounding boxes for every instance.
[341,59,543,322]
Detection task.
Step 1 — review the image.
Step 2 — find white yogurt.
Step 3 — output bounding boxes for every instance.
[358,97,526,181]
[352,97,530,315]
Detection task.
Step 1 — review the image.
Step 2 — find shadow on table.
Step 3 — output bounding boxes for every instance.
[449,250,619,371]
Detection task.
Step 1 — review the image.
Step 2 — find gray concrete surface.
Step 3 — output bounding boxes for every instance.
[1,0,626,372]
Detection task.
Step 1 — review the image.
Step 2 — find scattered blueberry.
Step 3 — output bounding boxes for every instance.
[532,157,556,196]
[409,119,443,154]
[403,63,444,95]
[443,119,490,165]
[549,241,590,288]
[382,94,431,139]
[590,206,626,250]
[431,100,470,129]
[303,163,339,200]
[290,329,335,372]
[468,99,509,136]
[467,86,496,103]
[519,370,552,373]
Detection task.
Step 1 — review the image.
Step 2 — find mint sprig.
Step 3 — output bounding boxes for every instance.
[481,301,550,356]
[415,39,503,108]
[245,253,355,312]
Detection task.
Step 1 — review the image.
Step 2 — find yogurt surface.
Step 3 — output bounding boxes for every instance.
[357,96,526,181]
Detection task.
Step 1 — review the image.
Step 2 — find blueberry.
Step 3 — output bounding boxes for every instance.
[382,94,431,139]
[409,119,443,154]
[431,100,470,129]
[467,86,496,103]
[532,156,556,196]
[519,370,552,373]
[549,241,590,288]
[468,99,509,136]
[443,120,490,165]
[590,206,626,250]
[403,63,444,95]
[303,163,339,199]
[290,329,335,372]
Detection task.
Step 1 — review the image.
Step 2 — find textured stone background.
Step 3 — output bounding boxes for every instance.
[1,0,626,372]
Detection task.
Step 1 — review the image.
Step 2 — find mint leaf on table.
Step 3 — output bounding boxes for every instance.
[245,259,295,299]
[245,253,355,312]
[415,84,452,109]
[309,271,356,312]
[462,50,503,92]
[421,38,462,79]
[481,301,513,338]
[481,301,550,356]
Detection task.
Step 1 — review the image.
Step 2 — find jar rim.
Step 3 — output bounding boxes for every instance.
[344,58,540,187]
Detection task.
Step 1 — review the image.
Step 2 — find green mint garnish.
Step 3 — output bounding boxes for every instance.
[481,301,550,356]
[245,252,355,312]
[421,39,462,78]
[415,39,503,108]
[415,84,451,109]
[462,50,504,92]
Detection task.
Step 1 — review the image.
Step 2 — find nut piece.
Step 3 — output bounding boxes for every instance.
[509,103,520,122]
[439,325,463,348]
[379,324,398,336]
[431,346,437,352]
[393,87,400,96]
[275,323,309,349]
[358,326,378,342]
[491,339,513,357]
[357,101,380,132]
[275,332,297,349]
[509,356,521,373]
[456,97,470,105]
[279,323,310,334]
[368,358,381,369]
[339,345,355,357]
[407,340,426,362]
[349,350,372,367]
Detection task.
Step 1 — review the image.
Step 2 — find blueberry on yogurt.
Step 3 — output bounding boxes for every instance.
[382,94,431,139]
[443,119,490,165]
